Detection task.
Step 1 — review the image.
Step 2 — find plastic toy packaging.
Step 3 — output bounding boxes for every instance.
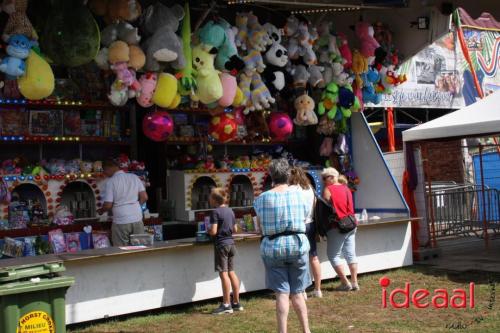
[8,201,30,229]
[24,237,37,256]
[92,231,111,249]
[66,232,82,253]
[53,206,75,226]
[48,229,67,253]
[144,225,163,241]
[2,237,25,257]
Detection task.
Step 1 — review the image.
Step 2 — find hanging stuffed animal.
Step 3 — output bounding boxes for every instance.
[191,45,223,105]
[2,0,37,42]
[88,0,142,24]
[18,50,55,100]
[0,34,32,78]
[361,68,382,105]
[198,20,244,72]
[136,72,157,108]
[140,3,185,72]
[317,82,339,120]
[177,1,196,95]
[293,94,317,126]
[262,41,290,94]
[284,15,318,65]
[108,40,141,99]
[337,32,352,70]
[355,22,380,63]
[234,12,249,51]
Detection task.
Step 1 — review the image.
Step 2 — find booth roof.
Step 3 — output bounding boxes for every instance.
[402,90,500,142]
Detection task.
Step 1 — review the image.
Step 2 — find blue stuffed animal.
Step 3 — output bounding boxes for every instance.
[362,68,382,104]
[0,34,32,79]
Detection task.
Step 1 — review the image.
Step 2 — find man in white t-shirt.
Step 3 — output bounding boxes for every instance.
[97,159,148,246]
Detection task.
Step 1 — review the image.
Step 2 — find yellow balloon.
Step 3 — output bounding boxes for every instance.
[153,73,177,108]
[18,51,55,100]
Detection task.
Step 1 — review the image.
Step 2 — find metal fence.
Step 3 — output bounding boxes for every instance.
[423,143,500,246]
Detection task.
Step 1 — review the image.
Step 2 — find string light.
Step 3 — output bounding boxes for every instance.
[227,0,254,4]
[291,7,361,14]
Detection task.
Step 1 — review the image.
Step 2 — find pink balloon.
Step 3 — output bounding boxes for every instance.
[142,111,174,142]
[268,112,293,140]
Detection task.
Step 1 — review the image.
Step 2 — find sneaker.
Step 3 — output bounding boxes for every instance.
[231,302,244,311]
[351,283,360,291]
[334,283,352,292]
[310,289,323,298]
[212,303,233,315]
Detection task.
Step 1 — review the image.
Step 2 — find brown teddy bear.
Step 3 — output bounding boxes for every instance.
[2,0,37,42]
[88,0,141,24]
[245,111,270,142]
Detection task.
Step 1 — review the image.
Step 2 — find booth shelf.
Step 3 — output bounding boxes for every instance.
[0,218,162,239]
[0,138,131,146]
[0,100,127,111]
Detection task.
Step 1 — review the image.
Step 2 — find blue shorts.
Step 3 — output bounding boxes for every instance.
[305,223,317,257]
[262,253,311,294]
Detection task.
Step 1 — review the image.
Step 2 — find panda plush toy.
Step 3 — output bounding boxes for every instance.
[262,42,290,94]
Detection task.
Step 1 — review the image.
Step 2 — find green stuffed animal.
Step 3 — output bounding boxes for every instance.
[198,19,244,72]
[191,45,223,105]
[177,2,196,95]
[318,82,340,120]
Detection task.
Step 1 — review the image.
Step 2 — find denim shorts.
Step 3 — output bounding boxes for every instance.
[326,227,357,267]
[262,253,311,294]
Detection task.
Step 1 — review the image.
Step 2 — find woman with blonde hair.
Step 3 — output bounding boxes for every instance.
[322,167,359,291]
[289,167,323,298]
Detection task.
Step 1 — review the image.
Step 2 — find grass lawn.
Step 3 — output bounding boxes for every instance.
[69,266,499,333]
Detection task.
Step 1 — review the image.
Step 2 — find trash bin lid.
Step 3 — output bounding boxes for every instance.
[0,276,74,296]
[0,262,66,283]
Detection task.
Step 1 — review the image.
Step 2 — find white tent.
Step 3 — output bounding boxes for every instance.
[403,91,500,142]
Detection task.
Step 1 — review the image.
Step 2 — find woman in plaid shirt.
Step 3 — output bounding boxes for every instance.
[254,158,311,333]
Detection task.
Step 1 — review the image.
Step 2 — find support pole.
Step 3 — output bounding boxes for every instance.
[478,144,489,250]
[386,107,395,152]
[423,144,437,248]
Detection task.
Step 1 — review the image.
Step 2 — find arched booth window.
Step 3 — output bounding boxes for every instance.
[228,175,254,207]
[191,176,217,210]
[61,181,96,219]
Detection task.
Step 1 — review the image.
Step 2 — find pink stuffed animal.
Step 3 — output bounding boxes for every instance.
[337,32,352,70]
[355,22,380,59]
[136,72,157,107]
[111,62,141,91]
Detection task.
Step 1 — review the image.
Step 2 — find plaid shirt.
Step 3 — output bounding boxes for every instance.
[254,188,310,259]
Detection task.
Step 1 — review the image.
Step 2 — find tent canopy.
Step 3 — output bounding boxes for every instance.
[402,91,500,142]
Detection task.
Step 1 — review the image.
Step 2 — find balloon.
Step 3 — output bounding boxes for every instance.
[209,113,237,143]
[269,112,293,140]
[142,111,174,142]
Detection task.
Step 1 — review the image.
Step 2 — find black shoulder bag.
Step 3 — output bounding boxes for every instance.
[313,192,337,237]
[337,187,357,234]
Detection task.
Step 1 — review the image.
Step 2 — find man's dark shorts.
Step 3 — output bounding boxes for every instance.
[214,244,236,272]
[306,223,318,257]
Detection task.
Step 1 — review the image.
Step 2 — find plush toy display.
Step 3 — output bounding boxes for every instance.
[352,50,368,89]
[142,111,174,142]
[152,73,178,108]
[0,34,32,78]
[136,72,157,108]
[337,32,352,70]
[284,15,318,65]
[209,113,238,143]
[293,94,317,126]
[268,112,293,140]
[108,80,128,106]
[18,50,55,100]
[191,45,223,105]
[355,22,380,62]
[178,2,196,95]
[2,0,37,42]
[141,3,185,72]
[235,12,249,51]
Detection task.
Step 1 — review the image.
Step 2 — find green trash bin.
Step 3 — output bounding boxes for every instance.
[0,262,74,333]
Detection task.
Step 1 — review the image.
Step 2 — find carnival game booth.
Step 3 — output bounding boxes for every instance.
[0,0,439,325]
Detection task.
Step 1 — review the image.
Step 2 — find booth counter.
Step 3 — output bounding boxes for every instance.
[0,216,416,324]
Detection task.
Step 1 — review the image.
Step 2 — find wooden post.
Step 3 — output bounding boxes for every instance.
[423,144,437,248]
[129,103,138,160]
